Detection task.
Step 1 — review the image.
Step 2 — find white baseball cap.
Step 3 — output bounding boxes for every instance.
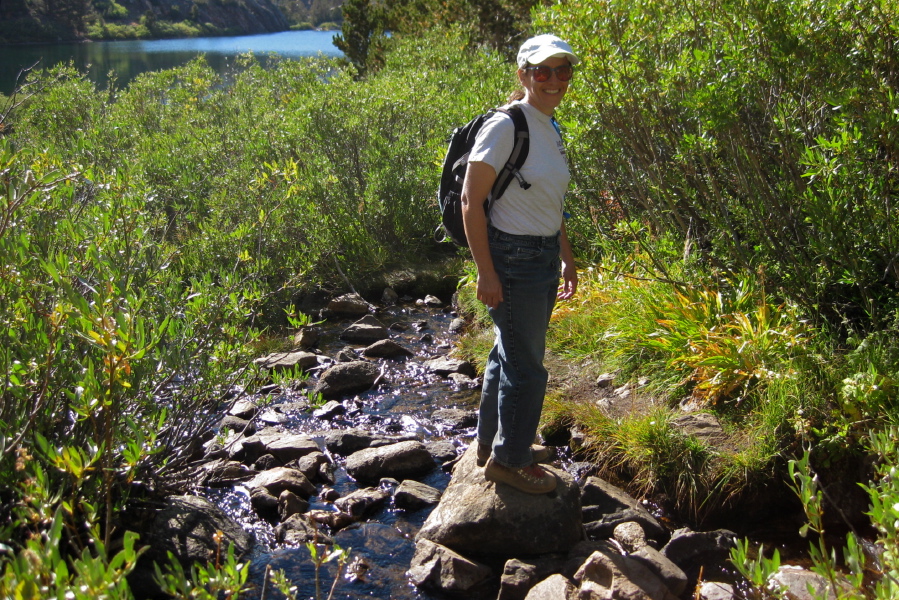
[517,34,580,68]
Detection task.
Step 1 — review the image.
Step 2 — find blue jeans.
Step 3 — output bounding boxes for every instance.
[477,226,561,469]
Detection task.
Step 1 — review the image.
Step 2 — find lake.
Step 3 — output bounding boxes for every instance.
[0,30,342,95]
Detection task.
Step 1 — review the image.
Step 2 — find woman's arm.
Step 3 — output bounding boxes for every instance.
[461,161,502,309]
[558,220,578,300]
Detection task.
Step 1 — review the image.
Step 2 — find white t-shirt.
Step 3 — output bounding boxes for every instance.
[468,101,570,237]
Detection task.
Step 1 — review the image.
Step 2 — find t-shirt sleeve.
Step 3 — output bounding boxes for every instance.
[468,112,515,175]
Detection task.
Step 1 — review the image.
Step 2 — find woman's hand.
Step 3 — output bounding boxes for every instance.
[477,269,503,309]
[558,260,578,300]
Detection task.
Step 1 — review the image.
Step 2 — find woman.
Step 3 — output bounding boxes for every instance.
[461,34,579,494]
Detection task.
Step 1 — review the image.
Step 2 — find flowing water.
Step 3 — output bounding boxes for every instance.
[206,301,489,600]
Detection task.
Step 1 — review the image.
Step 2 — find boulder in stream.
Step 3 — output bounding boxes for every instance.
[345,440,436,483]
[313,360,381,399]
[416,445,582,558]
[340,315,389,344]
[327,293,371,317]
[408,539,493,593]
[362,338,413,359]
[425,356,477,378]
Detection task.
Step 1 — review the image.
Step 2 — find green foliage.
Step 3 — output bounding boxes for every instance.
[537,0,899,329]
[154,542,249,599]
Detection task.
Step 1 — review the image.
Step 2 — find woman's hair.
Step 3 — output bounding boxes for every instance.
[507,89,525,102]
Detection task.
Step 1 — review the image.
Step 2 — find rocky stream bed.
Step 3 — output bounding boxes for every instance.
[126,290,843,600]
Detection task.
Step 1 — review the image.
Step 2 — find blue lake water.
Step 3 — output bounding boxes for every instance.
[0,30,341,94]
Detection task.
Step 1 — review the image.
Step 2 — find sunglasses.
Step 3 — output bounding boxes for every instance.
[524,64,575,82]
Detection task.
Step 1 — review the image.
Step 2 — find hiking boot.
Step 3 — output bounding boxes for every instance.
[476,441,552,467]
[484,458,557,494]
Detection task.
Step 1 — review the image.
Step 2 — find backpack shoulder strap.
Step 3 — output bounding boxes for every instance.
[488,104,530,206]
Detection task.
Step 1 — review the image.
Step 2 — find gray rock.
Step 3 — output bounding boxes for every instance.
[408,539,492,593]
[250,488,279,520]
[145,495,252,565]
[394,480,442,510]
[290,451,330,482]
[362,339,413,359]
[425,440,459,463]
[334,486,390,518]
[340,316,389,344]
[768,565,853,600]
[422,295,443,307]
[246,466,316,499]
[219,415,254,435]
[614,521,648,552]
[327,293,371,317]
[257,409,288,425]
[699,580,736,600]
[275,513,332,546]
[574,550,679,600]
[254,350,322,371]
[381,287,399,305]
[581,477,668,545]
[345,440,436,483]
[425,357,476,378]
[660,528,737,581]
[312,400,346,419]
[253,453,281,470]
[293,327,320,348]
[417,445,582,558]
[199,459,254,487]
[323,428,377,455]
[670,412,727,446]
[498,558,538,600]
[313,360,381,398]
[278,490,310,521]
[431,408,478,430]
[264,434,320,463]
[228,398,260,419]
[631,545,688,596]
[524,574,577,600]
[449,317,466,333]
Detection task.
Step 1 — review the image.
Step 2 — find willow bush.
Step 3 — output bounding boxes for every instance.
[538,0,899,328]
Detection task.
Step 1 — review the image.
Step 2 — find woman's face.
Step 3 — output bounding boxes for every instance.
[518,56,571,116]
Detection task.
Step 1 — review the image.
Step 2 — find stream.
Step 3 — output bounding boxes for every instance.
[204,297,490,599]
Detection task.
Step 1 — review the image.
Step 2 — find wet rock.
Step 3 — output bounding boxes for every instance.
[257,409,288,425]
[362,339,414,359]
[389,321,409,332]
[336,348,359,362]
[768,565,852,600]
[595,373,615,388]
[417,446,582,558]
[449,317,466,333]
[313,360,381,399]
[254,350,322,372]
[290,451,330,482]
[334,486,389,518]
[425,357,476,378]
[246,466,316,499]
[306,509,355,531]
[219,415,254,435]
[574,550,679,600]
[327,293,371,317]
[524,574,577,600]
[250,488,279,520]
[699,581,736,600]
[293,327,320,348]
[312,400,346,419]
[631,545,688,596]
[340,315,389,344]
[229,398,260,419]
[581,477,668,546]
[394,480,442,510]
[323,428,377,455]
[144,495,252,565]
[278,490,309,521]
[274,400,310,414]
[425,440,458,463]
[422,295,444,307]
[431,408,478,431]
[319,486,341,502]
[381,287,399,305]
[253,453,281,471]
[660,528,737,585]
[345,440,436,483]
[264,434,320,463]
[448,372,478,387]
[408,539,492,593]
[199,459,255,487]
[276,513,332,546]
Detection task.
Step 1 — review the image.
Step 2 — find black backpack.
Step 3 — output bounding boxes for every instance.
[436,105,531,247]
